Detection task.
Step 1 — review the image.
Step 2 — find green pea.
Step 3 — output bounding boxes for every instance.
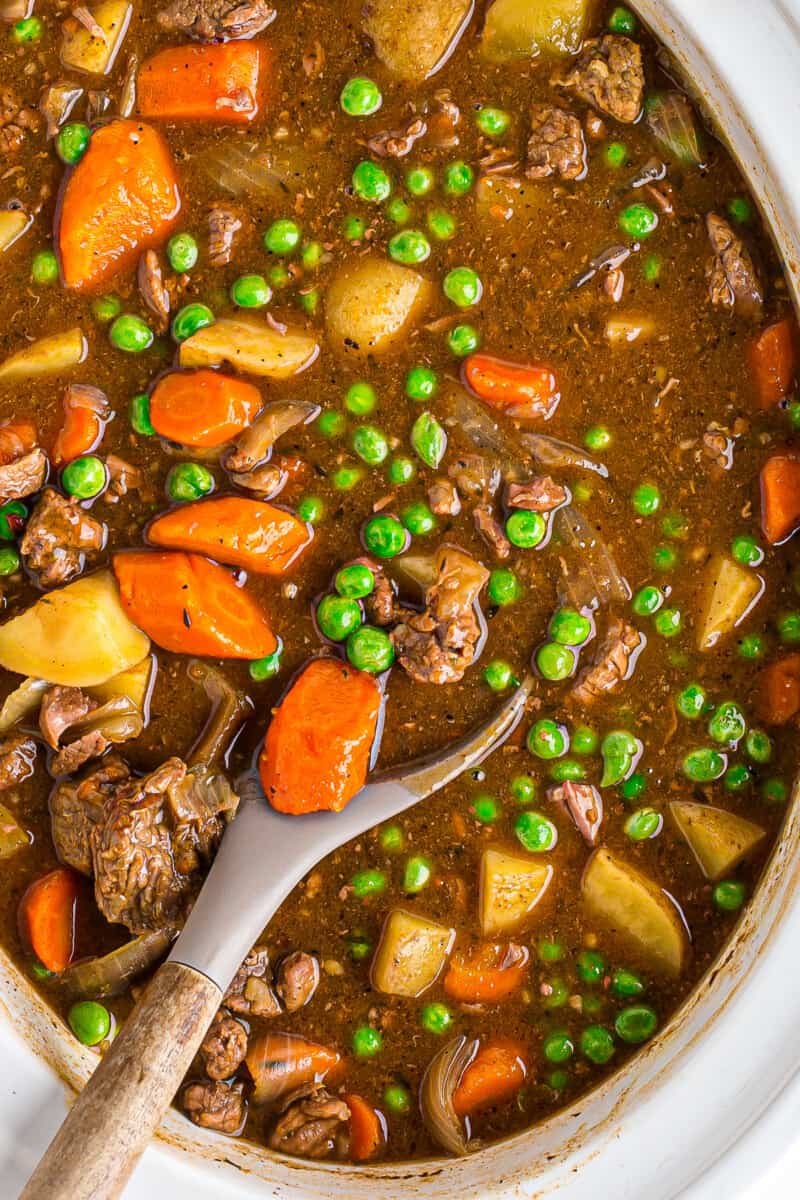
[405,365,438,401]
[301,240,323,270]
[600,730,641,787]
[473,793,499,823]
[31,249,59,285]
[406,166,434,196]
[550,608,592,646]
[777,611,800,643]
[708,701,746,746]
[738,634,765,659]
[109,313,153,353]
[643,254,662,282]
[676,683,706,719]
[56,122,90,165]
[619,203,658,239]
[383,1083,412,1114]
[548,1069,569,1091]
[166,462,214,502]
[388,228,430,264]
[351,869,386,898]
[745,728,771,763]
[263,218,301,255]
[298,282,319,310]
[484,659,518,692]
[604,141,628,168]
[349,937,372,961]
[488,568,521,606]
[347,624,395,672]
[731,534,764,567]
[654,607,682,638]
[528,718,568,760]
[611,968,644,998]
[335,563,374,599]
[576,950,605,985]
[506,510,546,549]
[662,512,688,540]
[230,274,271,308]
[363,514,407,558]
[352,160,392,203]
[543,1031,574,1064]
[580,1025,615,1065]
[345,381,377,415]
[342,214,367,241]
[386,197,412,225]
[0,547,20,576]
[410,411,447,469]
[443,266,482,308]
[682,747,726,783]
[724,763,752,792]
[762,777,788,804]
[584,425,611,452]
[316,594,363,642]
[352,1025,383,1056]
[402,501,436,536]
[652,544,679,572]
[68,1001,111,1046]
[543,977,569,1009]
[352,424,389,466]
[12,15,43,42]
[318,409,346,438]
[712,880,746,912]
[420,1002,452,1035]
[340,76,382,117]
[572,725,599,755]
[537,936,562,962]
[167,232,198,273]
[727,195,753,224]
[632,585,663,616]
[549,758,585,783]
[171,303,214,343]
[624,807,662,841]
[297,495,324,524]
[511,775,536,804]
[608,4,637,33]
[447,323,480,356]
[442,161,474,196]
[427,208,457,240]
[615,1004,657,1045]
[91,294,122,323]
[249,646,282,681]
[268,264,291,289]
[515,810,557,853]
[380,824,404,852]
[403,855,431,893]
[632,481,661,515]
[0,500,27,540]
[536,642,575,681]
[388,456,416,485]
[128,393,154,436]
[620,772,646,802]
[62,456,106,500]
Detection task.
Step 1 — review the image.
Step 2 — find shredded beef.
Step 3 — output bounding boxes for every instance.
[571,619,642,705]
[50,757,130,876]
[0,733,37,791]
[201,1011,248,1080]
[20,488,105,589]
[208,206,242,266]
[392,548,489,684]
[428,479,461,516]
[182,1079,245,1133]
[275,952,319,1012]
[705,213,764,320]
[0,89,40,155]
[505,477,568,512]
[367,116,427,158]
[137,250,170,333]
[526,104,586,180]
[224,946,281,1017]
[268,1084,350,1159]
[548,781,603,845]
[40,685,109,776]
[0,448,48,505]
[474,504,511,560]
[555,35,644,124]
[157,0,275,41]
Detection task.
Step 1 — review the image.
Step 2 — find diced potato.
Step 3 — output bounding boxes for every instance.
[605,313,657,346]
[61,0,132,76]
[670,801,765,881]
[371,908,455,997]
[178,317,319,379]
[0,802,29,859]
[481,0,592,62]
[480,848,553,937]
[582,848,687,976]
[0,327,87,385]
[696,553,763,651]
[363,0,474,81]
[326,257,432,357]
[475,175,542,231]
[0,209,31,254]
[0,571,150,687]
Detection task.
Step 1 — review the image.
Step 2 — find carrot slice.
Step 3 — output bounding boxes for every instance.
[52,386,110,466]
[748,317,798,409]
[452,1037,528,1118]
[149,369,262,448]
[760,452,800,544]
[757,654,800,725]
[343,1093,386,1162]
[463,353,560,420]
[443,942,529,1004]
[147,496,311,575]
[137,41,267,125]
[259,657,382,814]
[113,550,277,659]
[18,867,81,974]
[0,420,37,466]
[58,119,181,292]
[245,1032,342,1105]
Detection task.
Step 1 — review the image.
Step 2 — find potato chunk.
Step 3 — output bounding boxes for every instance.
[61,0,132,75]
[371,909,455,997]
[670,801,765,881]
[364,0,474,81]
[0,327,87,384]
[582,849,687,976]
[0,209,31,254]
[178,317,319,379]
[696,552,763,651]
[481,0,592,62]
[0,803,29,859]
[325,257,432,357]
[0,571,150,687]
[480,848,553,936]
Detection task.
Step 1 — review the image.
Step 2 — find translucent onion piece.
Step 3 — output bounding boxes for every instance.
[553,505,629,609]
[223,400,319,473]
[201,142,316,199]
[59,931,171,999]
[420,1035,479,1156]
[443,385,529,478]
[186,660,251,769]
[521,431,608,478]
[0,801,30,859]
[646,91,705,167]
[0,678,49,733]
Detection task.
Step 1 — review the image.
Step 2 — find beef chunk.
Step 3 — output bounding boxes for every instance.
[505,477,568,512]
[0,448,48,505]
[268,1084,350,1159]
[275,952,319,1012]
[548,781,603,845]
[705,213,764,320]
[702,423,734,471]
[208,206,242,266]
[428,478,461,516]
[51,731,109,777]
[20,488,105,589]
[571,619,642,705]
[182,1080,245,1134]
[474,504,511,560]
[0,733,37,791]
[392,548,489,684]
[526,104,586,180]
[201,1011,247,1080]
[556,35,644,124]
[224,946,280,1017]
[362,564,411,628]
[137,250,170,333]
[50,758,130,876]
[40,685,109,776]
[0,89,40,155]
[105,454,146,501]
[157,0,275,41]
[367,116,427,158]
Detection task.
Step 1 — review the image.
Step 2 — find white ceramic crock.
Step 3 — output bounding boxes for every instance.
[3,2,800,1196]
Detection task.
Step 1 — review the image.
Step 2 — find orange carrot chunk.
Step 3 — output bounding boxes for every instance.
[748,317,798,409]
[344,1093,386,1162]
[52,386,110,466]
[0,420,37,465]
[147,496,312,575]
[757,654,800,725]
[149,369,262,448]
[137,41,267,125]
[259,657,382,815]
[58,119,181,292]
[18,867,81,974]
[760,453,800,544]
[245,1032,342,1105]
[113,550,277,659]
[463,353,560,420]
[452,1037,529,1118]
[443,942,530,1004]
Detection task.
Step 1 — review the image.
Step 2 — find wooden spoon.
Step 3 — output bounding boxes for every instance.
[21,674,533,1200]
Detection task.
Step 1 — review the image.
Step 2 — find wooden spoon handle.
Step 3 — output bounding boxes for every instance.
[20,961,221,1200]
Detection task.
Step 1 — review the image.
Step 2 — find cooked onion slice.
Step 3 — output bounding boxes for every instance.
[419,1035,479,1156]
